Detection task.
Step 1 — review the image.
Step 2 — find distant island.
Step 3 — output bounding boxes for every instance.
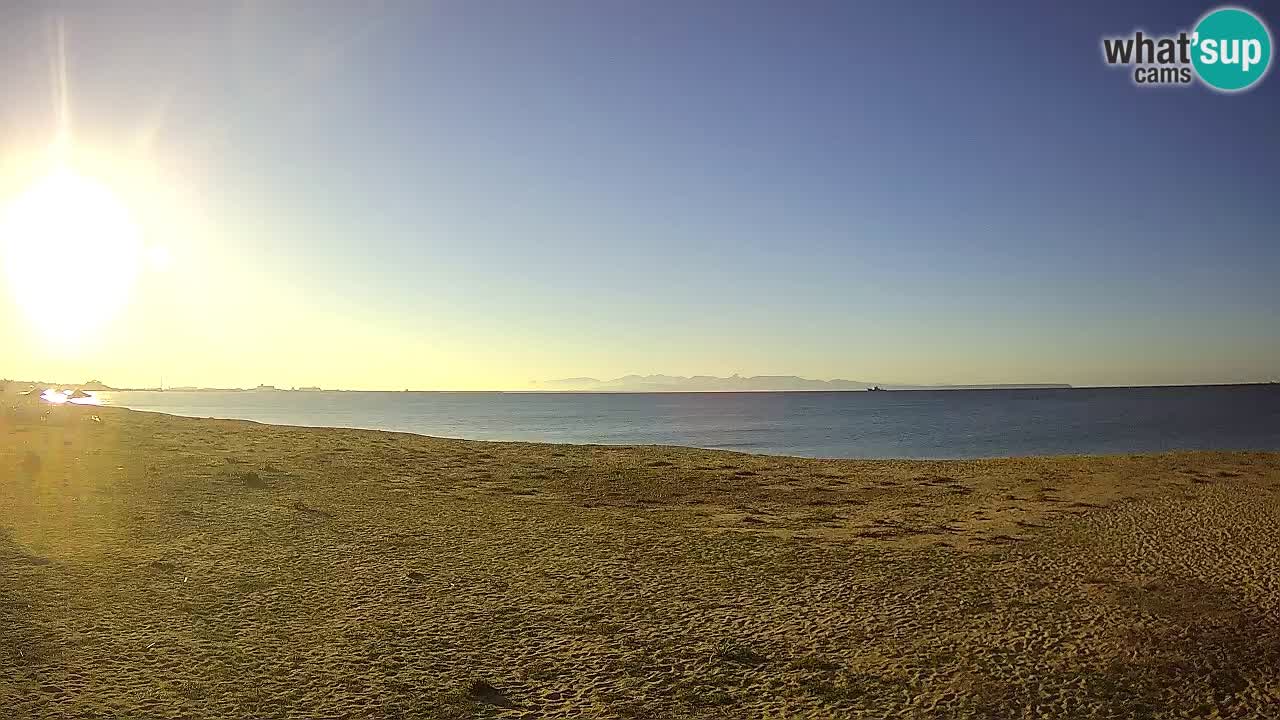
[0,378,118,392]
[539,374,1073,392]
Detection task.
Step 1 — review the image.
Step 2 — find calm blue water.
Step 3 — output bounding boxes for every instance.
[98,386,1280,459]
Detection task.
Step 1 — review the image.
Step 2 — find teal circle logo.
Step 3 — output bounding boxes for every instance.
[1192,7,1272,92]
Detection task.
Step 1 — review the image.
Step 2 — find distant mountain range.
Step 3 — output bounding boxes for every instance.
[540,374,1072,392]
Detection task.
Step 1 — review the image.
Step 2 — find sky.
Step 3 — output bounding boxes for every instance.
[1,0,1277,390]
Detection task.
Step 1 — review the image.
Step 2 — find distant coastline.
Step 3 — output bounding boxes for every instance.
[8,377,1280,394]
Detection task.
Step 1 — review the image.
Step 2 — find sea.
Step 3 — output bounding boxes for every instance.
[96,385,1280,459]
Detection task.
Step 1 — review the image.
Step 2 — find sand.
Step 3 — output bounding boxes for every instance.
[2,402,1278,719]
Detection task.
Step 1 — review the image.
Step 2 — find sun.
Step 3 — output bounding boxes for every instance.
[1,167,144,344]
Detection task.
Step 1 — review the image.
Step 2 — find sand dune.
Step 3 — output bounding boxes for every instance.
[2,404,1278,718]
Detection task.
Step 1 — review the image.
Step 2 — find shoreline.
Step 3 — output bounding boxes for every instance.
[4,404,1279,717]
[90,404,1280,462]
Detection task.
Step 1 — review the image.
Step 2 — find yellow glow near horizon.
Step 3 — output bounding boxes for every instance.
[1,166,147,346]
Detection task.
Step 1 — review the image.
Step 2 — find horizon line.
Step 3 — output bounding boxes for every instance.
[12,381,1280,393]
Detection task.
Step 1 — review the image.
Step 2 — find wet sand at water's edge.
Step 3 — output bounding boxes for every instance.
[2,404,1278,718]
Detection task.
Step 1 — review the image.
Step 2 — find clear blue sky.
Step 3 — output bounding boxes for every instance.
[1,1,1277,388]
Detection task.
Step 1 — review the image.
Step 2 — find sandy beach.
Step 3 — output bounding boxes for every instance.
[2,403,1278,718]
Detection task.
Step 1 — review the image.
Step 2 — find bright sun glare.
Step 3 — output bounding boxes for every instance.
[1,166,144,343]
